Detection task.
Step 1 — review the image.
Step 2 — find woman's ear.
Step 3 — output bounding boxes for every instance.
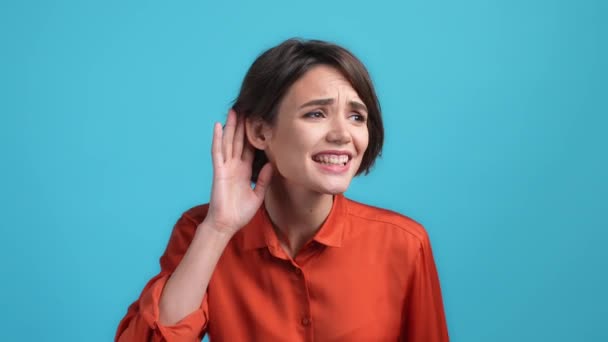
[245,117,271,150]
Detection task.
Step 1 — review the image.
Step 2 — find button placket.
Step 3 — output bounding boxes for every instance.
[293,267,311,335]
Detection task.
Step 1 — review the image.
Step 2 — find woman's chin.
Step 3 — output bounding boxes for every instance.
[275,172,352,195]
[315,181,351,195]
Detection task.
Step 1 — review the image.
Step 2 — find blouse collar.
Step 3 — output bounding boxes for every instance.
[240,193,348,251]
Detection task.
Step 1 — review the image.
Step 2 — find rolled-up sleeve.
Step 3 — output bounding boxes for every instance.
[401,235,449,341]
[115,208,210,342]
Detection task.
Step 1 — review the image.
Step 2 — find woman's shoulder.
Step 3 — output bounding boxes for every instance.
[343,196,430,245]
[180,203,210,225]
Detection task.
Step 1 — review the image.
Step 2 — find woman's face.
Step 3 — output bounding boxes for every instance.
[261,65,369,195]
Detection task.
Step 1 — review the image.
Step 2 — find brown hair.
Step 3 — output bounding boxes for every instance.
[232,38,384,182]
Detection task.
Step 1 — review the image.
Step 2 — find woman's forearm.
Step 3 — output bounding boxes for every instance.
[158,220,233,325]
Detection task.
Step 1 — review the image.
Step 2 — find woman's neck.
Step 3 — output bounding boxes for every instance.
[263,176,334,258]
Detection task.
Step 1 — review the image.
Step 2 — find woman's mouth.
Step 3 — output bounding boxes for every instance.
[311,153,352,174]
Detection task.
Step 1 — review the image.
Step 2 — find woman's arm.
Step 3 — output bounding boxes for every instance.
[160,109,272,325]
[158,220,231,325]
[115,110,273,341]
[115,211,214,342]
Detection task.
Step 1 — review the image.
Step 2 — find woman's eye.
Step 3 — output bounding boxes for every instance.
[305,111,324,118]
[350,113,367,122]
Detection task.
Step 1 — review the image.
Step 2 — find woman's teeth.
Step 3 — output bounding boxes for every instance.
[313,154,349,165]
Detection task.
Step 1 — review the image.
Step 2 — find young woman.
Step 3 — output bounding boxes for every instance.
[116,38,449,342]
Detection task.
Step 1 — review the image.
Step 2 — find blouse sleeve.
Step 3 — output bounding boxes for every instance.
[400,234,449,341]
[115,209,210,342]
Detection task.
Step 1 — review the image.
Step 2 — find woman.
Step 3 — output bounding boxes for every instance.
[116,38,449,341]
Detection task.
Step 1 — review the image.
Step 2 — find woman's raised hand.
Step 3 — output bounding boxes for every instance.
[204,109,273,236]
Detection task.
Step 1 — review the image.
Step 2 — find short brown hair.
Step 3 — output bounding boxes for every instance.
[232,38,384,182]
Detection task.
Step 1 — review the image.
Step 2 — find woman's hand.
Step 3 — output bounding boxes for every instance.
[204,109,273,236]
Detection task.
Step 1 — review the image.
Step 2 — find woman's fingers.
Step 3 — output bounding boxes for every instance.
[233,115,245,159]
[211,122,223,167]
[222,110,237,162]
[253,163,273,199]
[242,140,254,163]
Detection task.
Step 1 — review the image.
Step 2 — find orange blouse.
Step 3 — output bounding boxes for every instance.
[116,194,449,341]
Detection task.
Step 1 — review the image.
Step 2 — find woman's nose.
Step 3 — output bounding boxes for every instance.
[326,117,351,144]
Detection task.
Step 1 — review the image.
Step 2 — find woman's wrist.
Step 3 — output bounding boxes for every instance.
[196,219,237,243]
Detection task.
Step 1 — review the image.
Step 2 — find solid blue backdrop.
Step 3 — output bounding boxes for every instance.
[1,0,606,341]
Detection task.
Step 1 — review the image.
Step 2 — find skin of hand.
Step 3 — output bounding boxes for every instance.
[204,109,274,236]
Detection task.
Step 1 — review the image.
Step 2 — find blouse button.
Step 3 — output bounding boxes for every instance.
[301,317,311,326]
[294,267,302,275]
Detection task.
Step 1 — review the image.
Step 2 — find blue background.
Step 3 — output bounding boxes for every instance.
[1,0,606,341]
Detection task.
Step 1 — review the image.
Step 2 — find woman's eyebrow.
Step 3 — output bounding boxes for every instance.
[299,98,368,112]
[349,101,368,113]
[299,98,334,109]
